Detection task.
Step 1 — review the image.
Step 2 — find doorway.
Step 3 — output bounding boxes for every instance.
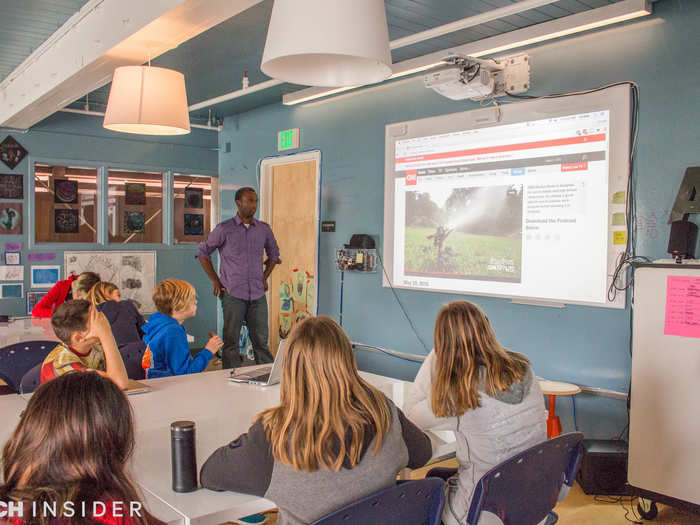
[259,151,321,354]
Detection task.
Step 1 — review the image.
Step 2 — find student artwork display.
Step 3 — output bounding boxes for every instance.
[185,187,203,209]
[124,183,146,205]
[54,209,80,233]
[30,265,60,288]
[1,283,23,298]
[0,203,22,234]
[65,251,156,313]
[54,179,79,203]
[0,265,23,281]
[184,214,204,235]
[0,174,23,199]
[278,269,315,339]
[4,251,20,265]
[0,136,28,170]
[124,211,145,234]
[26,291,47,315]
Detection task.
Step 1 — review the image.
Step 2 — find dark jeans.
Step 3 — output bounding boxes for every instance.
[220,292,274,369]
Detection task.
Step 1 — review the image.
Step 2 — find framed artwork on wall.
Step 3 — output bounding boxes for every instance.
[30,265,61,289]
[0,202,22,234]
[54,209,80,234]
[26,291,47,315]
[0,136,28,170]
[54,179,79,203]
[4,251,20,265]
[0,174,23,199]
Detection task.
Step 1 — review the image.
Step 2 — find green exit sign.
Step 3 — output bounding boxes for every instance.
[278,128,300,151]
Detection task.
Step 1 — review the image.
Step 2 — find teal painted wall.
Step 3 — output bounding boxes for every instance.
[218,0,700,439]
[0,112,219,345]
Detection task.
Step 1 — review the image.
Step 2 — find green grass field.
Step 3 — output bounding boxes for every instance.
[404,226,522,279]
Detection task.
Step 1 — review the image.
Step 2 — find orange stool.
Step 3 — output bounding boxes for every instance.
[539,380,581,438]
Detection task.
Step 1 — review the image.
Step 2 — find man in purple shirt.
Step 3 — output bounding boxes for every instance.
[197,187,281,368]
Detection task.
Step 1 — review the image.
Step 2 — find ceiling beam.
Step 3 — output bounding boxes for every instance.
[0,0,264,129]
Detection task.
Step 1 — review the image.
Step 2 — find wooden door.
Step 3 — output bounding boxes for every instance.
[265,160,318,354]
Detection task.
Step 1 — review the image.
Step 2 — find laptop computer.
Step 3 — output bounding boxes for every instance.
[124,379,152,395]
[229,340,286,386]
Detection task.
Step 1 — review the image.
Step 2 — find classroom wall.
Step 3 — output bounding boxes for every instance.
[217,0,698,439]
[0,111,219,345]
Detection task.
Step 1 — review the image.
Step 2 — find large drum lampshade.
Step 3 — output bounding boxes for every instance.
[103,66,190,135]
[261,0,392,87]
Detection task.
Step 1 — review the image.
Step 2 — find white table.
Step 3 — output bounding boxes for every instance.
[0,318,195,346]
[0,368,455,525]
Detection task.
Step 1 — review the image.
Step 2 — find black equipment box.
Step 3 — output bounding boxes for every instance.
[577,439,631,495]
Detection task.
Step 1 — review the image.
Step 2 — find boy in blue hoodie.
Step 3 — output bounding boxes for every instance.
[142,279,223,378]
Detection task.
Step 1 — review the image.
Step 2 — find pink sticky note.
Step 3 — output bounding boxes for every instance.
[664,276,700,338]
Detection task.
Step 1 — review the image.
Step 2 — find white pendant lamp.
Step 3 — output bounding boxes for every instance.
[103,66,190,135]
[261,0,392,87]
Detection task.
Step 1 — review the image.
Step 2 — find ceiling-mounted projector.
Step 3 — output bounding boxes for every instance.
[423,53,531,101]
[424,64,494,100]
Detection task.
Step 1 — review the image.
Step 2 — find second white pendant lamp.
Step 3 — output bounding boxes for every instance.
[261,0,392,87]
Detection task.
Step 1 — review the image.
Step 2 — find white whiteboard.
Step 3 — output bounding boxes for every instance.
[64,251,157,313]
[628,263,700,505]
[383,84,631,308]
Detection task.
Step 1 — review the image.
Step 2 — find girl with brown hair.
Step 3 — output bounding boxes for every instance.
[405,301,546,525]
[200,315,432,524]
[0,372,162,525]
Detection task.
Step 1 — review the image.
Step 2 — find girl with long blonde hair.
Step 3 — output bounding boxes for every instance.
[405,301,547,525]
[201,316,432,524]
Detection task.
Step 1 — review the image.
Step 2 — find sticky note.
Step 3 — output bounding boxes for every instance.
[28,253,55,262]
[613,231,627,245]
[612,191,626,204]
[612,213,626,226]
[664,276,700,338]
[4,242,21,251]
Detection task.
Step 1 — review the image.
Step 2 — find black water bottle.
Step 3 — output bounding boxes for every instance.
[171,420,197,492]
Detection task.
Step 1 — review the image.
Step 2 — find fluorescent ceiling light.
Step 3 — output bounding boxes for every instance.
[283,0,652,106]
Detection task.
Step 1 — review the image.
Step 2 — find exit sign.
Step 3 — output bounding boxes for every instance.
[278,128,300,151]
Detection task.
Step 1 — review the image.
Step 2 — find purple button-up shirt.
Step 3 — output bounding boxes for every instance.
[197,215,281,301]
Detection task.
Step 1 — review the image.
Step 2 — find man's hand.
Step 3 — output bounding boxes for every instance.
[205,332,224,354]
[213,279,226,297]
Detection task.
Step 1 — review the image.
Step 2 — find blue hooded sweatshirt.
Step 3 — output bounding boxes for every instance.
[141,312,213,378]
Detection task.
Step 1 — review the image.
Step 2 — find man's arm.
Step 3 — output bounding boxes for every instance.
[199,257,225,297]
[262,260,277,292]
[262,226,282,292]
[89,309,129,390]
[197,224,226,296]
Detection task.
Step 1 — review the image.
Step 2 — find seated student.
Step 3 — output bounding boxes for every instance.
[0,372,162,525]
[200,316,433,524]
[31,271,101,319]
[41,300,129,390]
[405,301,547,525]
[89,281,145,348]
[141,279,222,378]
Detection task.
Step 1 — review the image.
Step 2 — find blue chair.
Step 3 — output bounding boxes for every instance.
[310,477,445,525]
[19,363,42,394]
[0,341,55,394]
[428,432,584,525]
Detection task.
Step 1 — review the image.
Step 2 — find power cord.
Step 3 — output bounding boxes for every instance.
[375,250,430,353]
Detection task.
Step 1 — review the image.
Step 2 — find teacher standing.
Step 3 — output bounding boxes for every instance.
[197,187,281,368]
